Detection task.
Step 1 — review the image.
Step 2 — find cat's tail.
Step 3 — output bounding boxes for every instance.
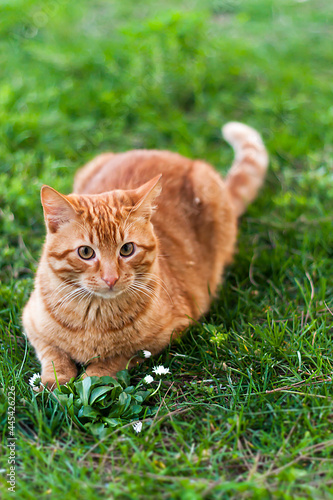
[222,122,269,217]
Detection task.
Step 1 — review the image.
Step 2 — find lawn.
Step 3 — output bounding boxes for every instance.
[1,0,333,498]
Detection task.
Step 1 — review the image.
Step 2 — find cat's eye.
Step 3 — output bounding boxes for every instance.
[120,242,135,257]
[78,246,95,260]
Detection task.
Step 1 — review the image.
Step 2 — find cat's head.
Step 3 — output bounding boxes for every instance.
[40,175,161,299]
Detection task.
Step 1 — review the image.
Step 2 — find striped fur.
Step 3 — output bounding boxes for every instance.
[23,122,268,388]
[223,122,269,216]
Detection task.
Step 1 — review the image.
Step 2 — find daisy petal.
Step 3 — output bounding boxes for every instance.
[152,365,170,376]
[132,421,143,433]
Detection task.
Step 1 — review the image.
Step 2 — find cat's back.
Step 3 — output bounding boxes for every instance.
[74,149,206,194]
[73,148,231,226]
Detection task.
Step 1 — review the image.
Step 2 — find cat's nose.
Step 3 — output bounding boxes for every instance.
[101,275,119,289]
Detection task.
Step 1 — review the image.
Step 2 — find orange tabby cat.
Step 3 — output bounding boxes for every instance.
[23,122,268,388]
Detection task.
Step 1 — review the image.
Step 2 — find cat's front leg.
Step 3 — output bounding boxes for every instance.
[84,355,132,378]
[38,345,78,389]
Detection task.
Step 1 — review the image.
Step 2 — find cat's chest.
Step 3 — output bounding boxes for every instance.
[49,299,157,362]
[82,297,150,333]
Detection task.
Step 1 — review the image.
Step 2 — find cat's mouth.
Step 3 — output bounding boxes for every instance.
[92,288,124,299]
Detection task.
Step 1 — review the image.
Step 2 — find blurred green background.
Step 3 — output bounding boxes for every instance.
[1,0,333,498]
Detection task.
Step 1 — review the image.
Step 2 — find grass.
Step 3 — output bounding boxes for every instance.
[1,0,333,497]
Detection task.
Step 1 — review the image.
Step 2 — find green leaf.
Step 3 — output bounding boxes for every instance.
[75,377,93,405]
[102,417,123,427]
[78,405,99,419]
[73,398,82,410]
[89,386,114,405]
[52,392,69,407]
[133,390,151,402]
[86,422,107,438]
[107,408,122,418]
[110,385,123,401]
[118,392,132,412]
[56,384,72,395]
[116,370,130,387]
[130,405,143,415]
[99,376,121,387]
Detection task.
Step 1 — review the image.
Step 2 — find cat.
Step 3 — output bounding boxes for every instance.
[23,122,268,388]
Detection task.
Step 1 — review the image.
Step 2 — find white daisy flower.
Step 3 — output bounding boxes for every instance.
[152,365,170,376]
[143,375,154,384]
[142,350,152,358]
[132,421,143,433]
[29,373,41,391]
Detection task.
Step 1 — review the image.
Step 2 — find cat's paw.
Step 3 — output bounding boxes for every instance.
[41,362,77,390]
[41,374,72,391]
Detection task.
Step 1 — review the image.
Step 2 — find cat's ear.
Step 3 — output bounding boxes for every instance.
[41,186,77,233]
[130,175,162,218]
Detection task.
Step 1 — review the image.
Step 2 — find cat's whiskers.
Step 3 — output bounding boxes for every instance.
[50,279,73,298]
[50,279,80,301]
[53,289,82,311]
[50,285,72,304]
[128,283,157,302]
[128,284,153,300]
[136,272,168,291]
[77,288,94,307]
[126,285,146,305]
[62,288,92,311]
[50,286,78,309]
[130,281,160,303]
[135,279,159,298]
[127,284,155,304]
[134,278,161,300]
[126,286,142,302]
[136,273,173,304]
[53,287,88,311]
